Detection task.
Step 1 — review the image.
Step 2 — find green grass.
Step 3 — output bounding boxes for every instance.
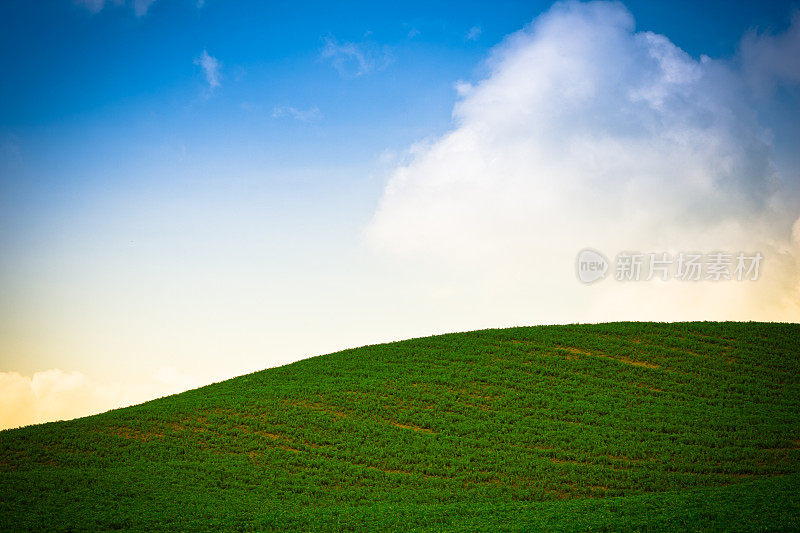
[1,322,799,531]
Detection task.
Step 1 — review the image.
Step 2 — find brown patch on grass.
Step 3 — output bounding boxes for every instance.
[467,391,497,401]
[547,456,591,467]
[332,457,441,479]
[543,487,576,500]
[474,475,506,487]
[525,444,555,452]
[246,450,263,461]
[103,415,211,442]
[289,399,349,419]
[656,344,709,359]
[415,382,498,403]
[583,350,661,369]
[556,345,591,357]
[166,415,208,434]
[363,464,438,477]
[232,424,321,450]
[602,454,651,471]
[604,453,645,463]
[604,354,660,369]
[203,406,243,418]
[552,340,661,369]
[389,421,435,434]
[387,396,436,411]
[263,431,318,449]
[344,389,390,401]
[197,432,307,456]
[684,331,738,347]
[235,425,279,440]
[460,401,496,412]
[0,450,61,470]
[106,426,165,441]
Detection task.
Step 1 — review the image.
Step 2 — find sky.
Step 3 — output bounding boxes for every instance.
[1,0,798,430]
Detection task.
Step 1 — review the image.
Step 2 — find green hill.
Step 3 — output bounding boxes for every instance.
[1,322,799,531]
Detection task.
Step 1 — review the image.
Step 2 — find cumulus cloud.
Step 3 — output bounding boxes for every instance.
[0,368,204,430]
[272,105,323,122]
[194,50,221,91]
[76,0,109,13]
[466,26,482,41]
[366,1,800,323]
[321,36,392,77]
[75,0,157,17]
[132,0,156,16]
[740,10,800,95]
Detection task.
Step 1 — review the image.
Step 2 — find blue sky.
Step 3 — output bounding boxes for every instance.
[1,0,798,429]
[2,1,796,131]
[1,1,796,186]
[2,0,797,264]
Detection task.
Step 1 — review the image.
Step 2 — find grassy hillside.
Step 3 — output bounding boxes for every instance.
[1,322,799,531]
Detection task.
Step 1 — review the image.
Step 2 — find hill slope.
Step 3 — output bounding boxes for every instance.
[2,322,799,531]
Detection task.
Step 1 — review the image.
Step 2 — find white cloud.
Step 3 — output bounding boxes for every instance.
[366,1,800,323]
[76,0,111,13]
[321,36,392,77]
[132,0,156,16]
[466,26,482,41]
[0,368,204,430]
[75,0,156,17]
[740,10,800,95]
[272,105,322,122]
[194,50,221,91]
